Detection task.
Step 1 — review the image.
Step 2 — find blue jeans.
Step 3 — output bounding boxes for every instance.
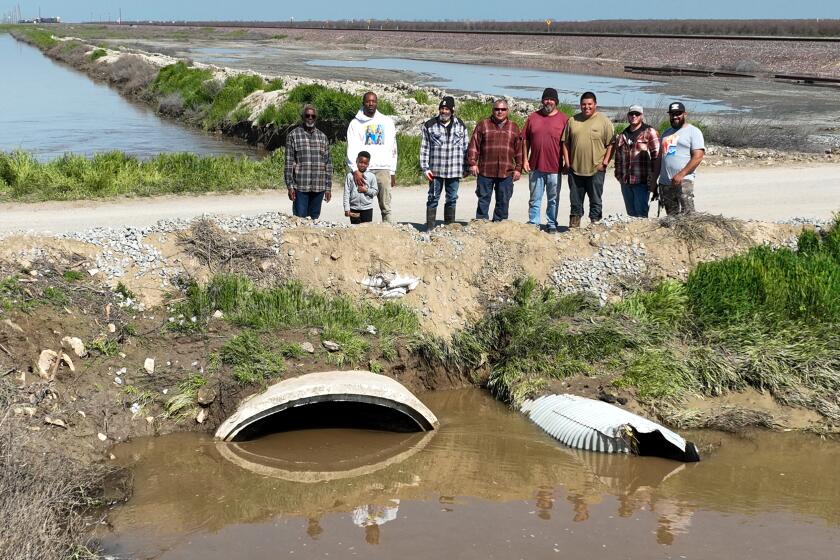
[620,183,650,217]
[426,177,460,209]
[568,171,606,221]
[292,190,325,219]
[475,175,514,221]
[528,171,560,228]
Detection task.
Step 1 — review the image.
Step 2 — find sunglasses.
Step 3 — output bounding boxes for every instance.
[628,111,642,117]
[303,114,317,119]
[669,111,685,116]
[493,107,508,112]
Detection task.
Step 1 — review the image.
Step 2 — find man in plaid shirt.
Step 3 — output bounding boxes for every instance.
[467,99,523,222]
[284,104,333,219]
[420,96,469,230]
[613,105,661,217]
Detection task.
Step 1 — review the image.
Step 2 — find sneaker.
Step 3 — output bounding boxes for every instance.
[546,226,557,234]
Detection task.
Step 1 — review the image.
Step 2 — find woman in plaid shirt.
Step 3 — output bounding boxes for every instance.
[613,105,661,218]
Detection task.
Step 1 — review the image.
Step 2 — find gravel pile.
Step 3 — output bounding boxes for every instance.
[551,242,647,305]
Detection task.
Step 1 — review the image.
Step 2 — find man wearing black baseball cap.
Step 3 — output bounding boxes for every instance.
[656,102,705,215]
[522,87,569,233]
[419,96,469,230]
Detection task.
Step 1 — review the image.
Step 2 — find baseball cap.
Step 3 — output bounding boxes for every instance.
[668,102,686,113]
[439,96,455,110]
[628,104,644,114]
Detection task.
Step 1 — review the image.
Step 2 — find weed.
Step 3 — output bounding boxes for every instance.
[89,336,118,357]
[62,270,84,282]
[411,90,430,105]
[369,359,383,374]
[152,62,213,110]
[278,341,305,359]
[204,74,265,129]
[257,103,300,127]
[265,78,284,91]
[88,48,107,61]
[115,281,136,300]
[323,325,369,367]
[41,286,69,306]
[270,34,288,40]
[219,331,286,385]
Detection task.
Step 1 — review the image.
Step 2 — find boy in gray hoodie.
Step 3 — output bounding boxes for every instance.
[343,151,379,224]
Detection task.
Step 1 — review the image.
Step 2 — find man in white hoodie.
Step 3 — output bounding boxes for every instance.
[346,92,398,223]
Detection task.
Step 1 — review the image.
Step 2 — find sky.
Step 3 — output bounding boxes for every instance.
[8,0,840,22]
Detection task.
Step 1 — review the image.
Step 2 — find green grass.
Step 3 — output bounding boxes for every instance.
[152,62,214,110]
[457,100,524,127]
[265,78,284,92]
[89,48,107,61]
[0,150,285,202]
[204,74,266,129]
[174,275,419,368]
[14,27,58,50]
[411,90,430,105]
[62,270,84,282]
[219,331,286,385]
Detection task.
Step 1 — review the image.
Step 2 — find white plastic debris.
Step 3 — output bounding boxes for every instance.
[360,272,421,299]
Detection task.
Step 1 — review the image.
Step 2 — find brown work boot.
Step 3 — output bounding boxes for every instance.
[569,215,581,228]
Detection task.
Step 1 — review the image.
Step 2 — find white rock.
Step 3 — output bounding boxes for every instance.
[196,408,208,424]
[61,336,87,358]
[44,416,67,429]
[37,349,59,378]
[13,405,37,417]
[300,341,315,354]
[144,358,155,374]
[107,323,116,333]
[2,319,24,333]
[87,268,100,276]
[97,432,108,441]
[322,340,341,352]
[212,310,224,319]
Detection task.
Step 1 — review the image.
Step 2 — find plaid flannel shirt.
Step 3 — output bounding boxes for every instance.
[467,118,523,178]
[614,124,660,185]
[419,116,469,179]
[284,126,333,192]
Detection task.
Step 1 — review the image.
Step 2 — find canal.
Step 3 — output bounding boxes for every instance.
[102,389,840,559]
[0,34,258,160]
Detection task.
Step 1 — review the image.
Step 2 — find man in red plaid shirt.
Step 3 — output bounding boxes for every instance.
[613,105,661,217]
[466,99,523,222]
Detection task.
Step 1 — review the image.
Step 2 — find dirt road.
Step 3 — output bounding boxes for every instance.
[2,164,838,235]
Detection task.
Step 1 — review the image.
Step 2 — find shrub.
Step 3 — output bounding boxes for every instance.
[265,78,284,92]
[89,48,107,61]
[412,90,430,104]
[204,74,265,129]
[153,61,214,110]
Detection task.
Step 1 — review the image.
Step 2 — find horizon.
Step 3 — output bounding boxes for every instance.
[3,1,839,23]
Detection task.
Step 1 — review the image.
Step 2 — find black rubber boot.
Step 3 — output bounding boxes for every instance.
[426,207,437,231]
[444,205,456,225]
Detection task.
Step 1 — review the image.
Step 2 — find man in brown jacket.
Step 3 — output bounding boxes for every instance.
[467,99,523,222]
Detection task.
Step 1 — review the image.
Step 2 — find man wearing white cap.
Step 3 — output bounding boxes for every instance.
[613,105,661,217]
[657,101,705,215]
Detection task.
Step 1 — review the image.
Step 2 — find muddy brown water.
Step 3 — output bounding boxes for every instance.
[103,389,840,559]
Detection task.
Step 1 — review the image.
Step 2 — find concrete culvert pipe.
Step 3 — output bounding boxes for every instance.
[215,370,439,442]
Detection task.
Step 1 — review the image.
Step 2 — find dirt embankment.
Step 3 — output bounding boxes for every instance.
[0,216,813,461]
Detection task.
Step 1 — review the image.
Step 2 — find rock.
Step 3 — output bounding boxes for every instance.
[107,323,116,333]
[145,416,155,425]
[44,416,68,429]
[322,340,341,352]
[330,252,341,261]
[87,268,100,276]
[196,408,208,424]
[300,341,315,354]
[196,386,216,406]
[97,432,107,441]
[2,319,24,333]
[13,405,36,417]
[212,310,224,319]
[37,349,59,378]
[365,325,378,335]
[62,354,76,373]
[61,336,87,358]
[259,260,272,271]
[143,358,155,374]
[130,403,141,415]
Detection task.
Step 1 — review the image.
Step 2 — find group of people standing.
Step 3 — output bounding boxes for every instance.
[284,88,706,230]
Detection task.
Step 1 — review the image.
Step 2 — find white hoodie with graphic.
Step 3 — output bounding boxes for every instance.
[346,110,398,174]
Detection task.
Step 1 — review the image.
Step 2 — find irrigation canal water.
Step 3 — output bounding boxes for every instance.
[102,389,840,559]
[0,34,258,161]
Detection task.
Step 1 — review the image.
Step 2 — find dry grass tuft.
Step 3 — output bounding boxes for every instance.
[176,218,276,272]
[659,213,748,246]
[0,416,117,560]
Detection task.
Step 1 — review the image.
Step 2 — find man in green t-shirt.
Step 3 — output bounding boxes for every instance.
[561,92,616,228]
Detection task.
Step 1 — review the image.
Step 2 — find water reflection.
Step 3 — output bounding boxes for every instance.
[103,389,840,559]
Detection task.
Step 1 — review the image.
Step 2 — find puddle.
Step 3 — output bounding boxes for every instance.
[103,388,840,559]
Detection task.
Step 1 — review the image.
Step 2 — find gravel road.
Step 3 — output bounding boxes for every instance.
[2,164,838,235]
